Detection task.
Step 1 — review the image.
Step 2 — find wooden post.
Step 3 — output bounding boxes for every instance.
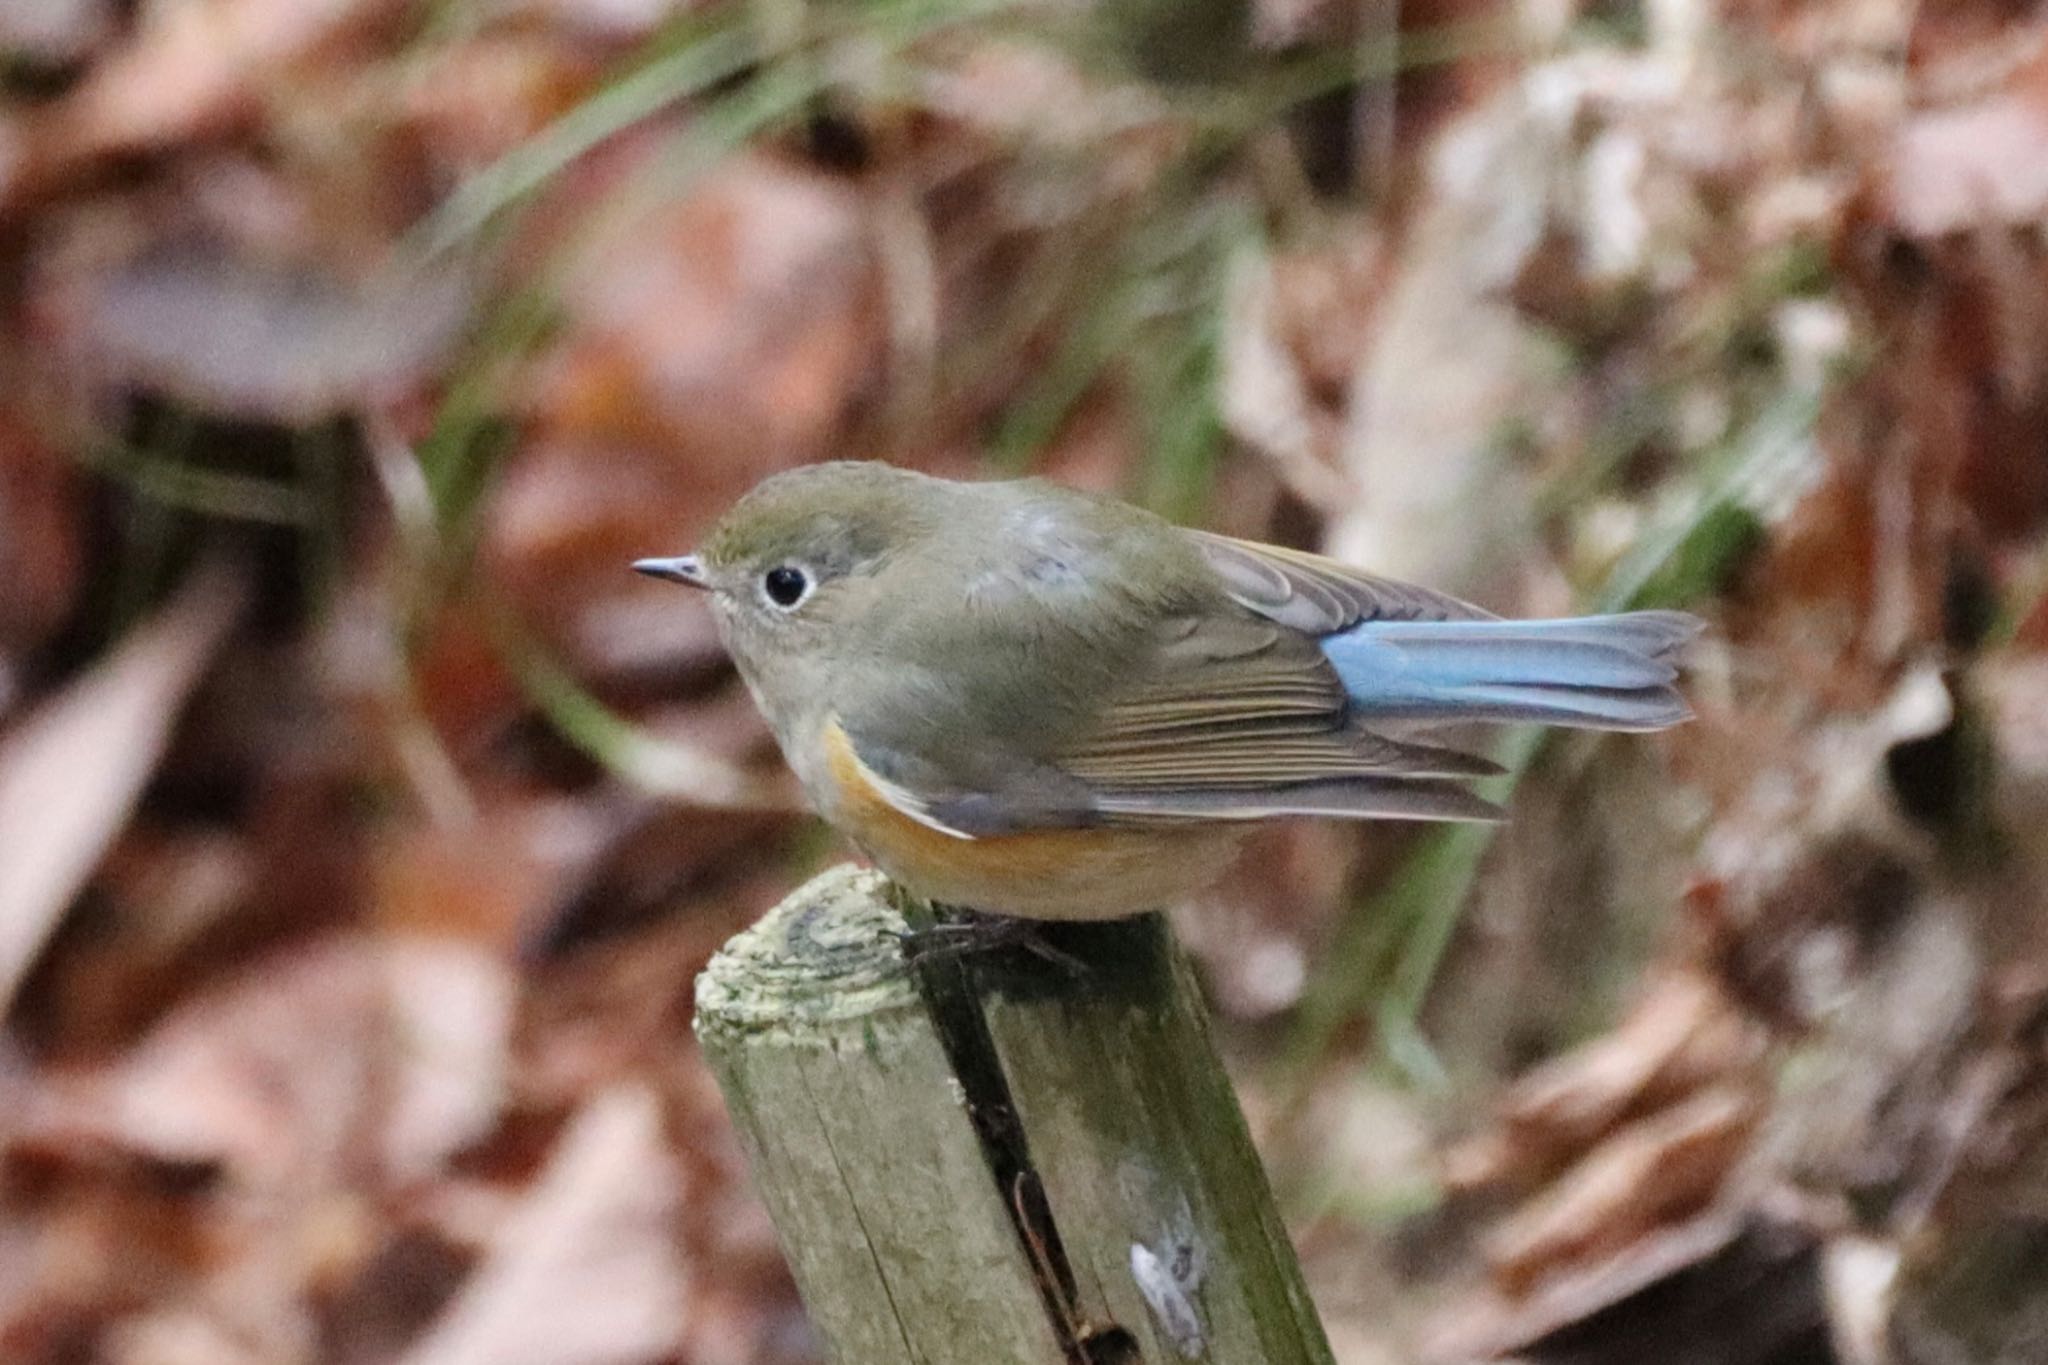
[694,865,1335,1364]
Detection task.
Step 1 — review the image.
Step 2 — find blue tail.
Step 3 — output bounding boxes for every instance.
[1319,610,1702,732]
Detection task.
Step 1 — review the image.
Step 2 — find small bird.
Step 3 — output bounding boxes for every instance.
[636,462,1699,920]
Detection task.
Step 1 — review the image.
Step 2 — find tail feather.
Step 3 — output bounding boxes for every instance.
[1321,610,1702,732]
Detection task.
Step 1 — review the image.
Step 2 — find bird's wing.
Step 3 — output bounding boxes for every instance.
[1190,531,1497,634]
[1052,614,1503,824]
[838,613,1502,837]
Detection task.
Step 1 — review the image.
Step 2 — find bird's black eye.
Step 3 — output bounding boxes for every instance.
[763,565,810,608]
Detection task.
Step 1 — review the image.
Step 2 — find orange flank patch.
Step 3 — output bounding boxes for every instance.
[817,717,1242,921]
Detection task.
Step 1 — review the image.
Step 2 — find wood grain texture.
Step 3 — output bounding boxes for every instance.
[969,913,1336,1364]
[695,866,1067,1364]
[695,863,1335,1364]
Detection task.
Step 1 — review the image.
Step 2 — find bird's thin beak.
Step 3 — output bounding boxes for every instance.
[633,555,708,589]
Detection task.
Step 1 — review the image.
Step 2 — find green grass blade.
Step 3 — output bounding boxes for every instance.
[413,22,760,256]
[486,604,790,809]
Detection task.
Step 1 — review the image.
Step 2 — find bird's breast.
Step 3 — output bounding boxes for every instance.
[816,718,1242,920]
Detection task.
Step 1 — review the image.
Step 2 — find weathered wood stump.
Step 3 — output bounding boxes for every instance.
[694,864,1334,1364]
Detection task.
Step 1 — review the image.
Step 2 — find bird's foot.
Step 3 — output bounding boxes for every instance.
[892,910,1088,977]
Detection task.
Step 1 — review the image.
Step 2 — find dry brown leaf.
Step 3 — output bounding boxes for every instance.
[124,939,508,1184]
[0,0,114,66]
[400,32,604,170]
[379,938,517,1183]
[1218,246,1358,514]
[100,1309,274,1365]
[1890,45,2048,236]
[1478,1086,1762,1296]
[39,235,470,423]
[33,0,404,170]
[0,412,84,681]
[1326,83,1553,597]
[487,0,692,43]
[399,1085,689,1365]
[370,799,584,947]
[0,567,244,1016]
[105,937,387,1187]
[0,937,512,1356]
[1426,1211,1817,1365]
[1444,971,1765,1193]
[528,152,881,470]
[1891,101,2048,235]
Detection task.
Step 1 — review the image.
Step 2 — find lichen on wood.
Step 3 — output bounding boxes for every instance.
[695,865,1335,1364]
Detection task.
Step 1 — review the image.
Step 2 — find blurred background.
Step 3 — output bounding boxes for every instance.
[4,0,2048,1361]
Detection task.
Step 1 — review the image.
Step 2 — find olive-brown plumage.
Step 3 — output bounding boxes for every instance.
[636,461,1698,918]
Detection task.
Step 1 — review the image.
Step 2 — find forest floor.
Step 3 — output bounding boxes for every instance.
[5,1,2048,1361]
